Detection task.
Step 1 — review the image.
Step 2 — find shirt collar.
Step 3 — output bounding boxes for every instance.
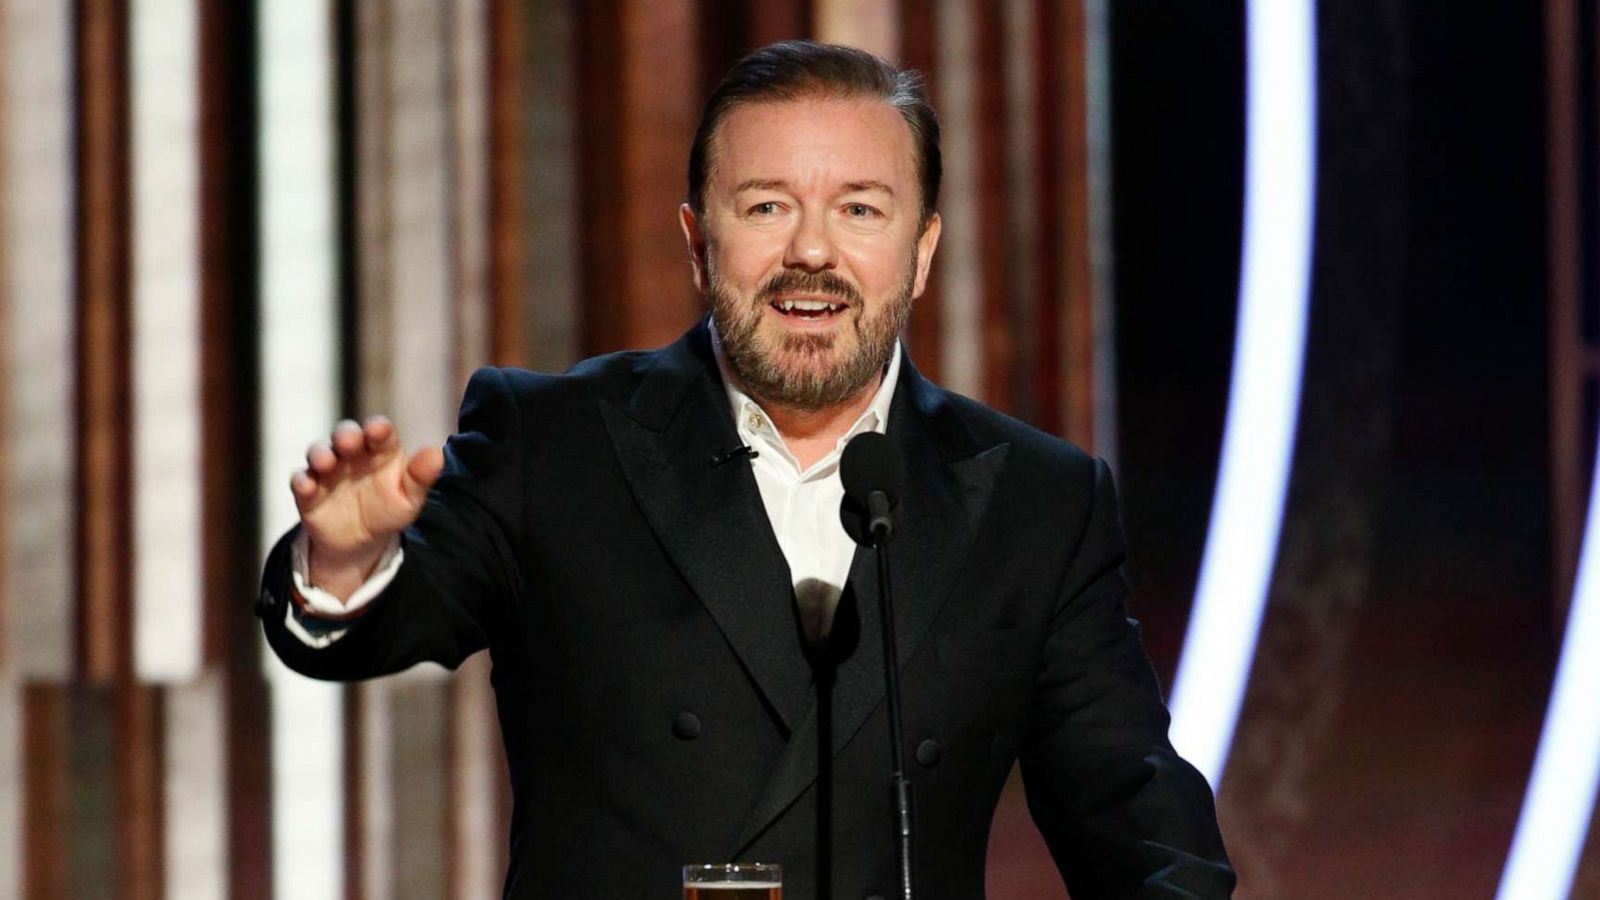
[709,318,901,466]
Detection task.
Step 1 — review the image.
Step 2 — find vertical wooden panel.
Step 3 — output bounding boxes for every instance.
[973,1,1012,413]
[226,664,273,900]
[67,688,116,897]
[354,0,393,416]
[392,681,450,900]
[1033,0,1070,442]
[578,0,700,355]
[76,0,133,684]
[3,0,78,681]
[1001,0,1039,424]
[0,680,19,898]
[899,0,942,382]
[933,0,981,399]
[445,19,498,888]
[1577,816,1600,900]
[115,683,164,900]
[1547,0,1583,607]
[198,0,262,671]
[23,684,69,899]
[1082,0,1118,468]
[813,0,897,58]
[452,654,502,900]
[357,6,463,894]
[1051,0,1095,449]
[699,0,811,103]
[488,0,530,368]
[350,7,393,890]
[0,0,9,682]
[450,0,492,388]
[378,0,456,445]
[350,680,395,900]
[486,0,584,373]
[198,1,273,896]
[751,0,810,45]
[78,2,171,889]
[522,0,581,372]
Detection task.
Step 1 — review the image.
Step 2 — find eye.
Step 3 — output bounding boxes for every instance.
[747,201,781,217]
[843,203,882,219]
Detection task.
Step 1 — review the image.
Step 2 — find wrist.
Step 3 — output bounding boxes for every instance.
[306,537,390,602]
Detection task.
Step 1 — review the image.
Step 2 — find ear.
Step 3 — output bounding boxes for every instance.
[911,212,942,299]
[679,203,708,293]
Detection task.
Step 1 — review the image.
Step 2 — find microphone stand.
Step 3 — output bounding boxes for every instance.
[867,492,915,900]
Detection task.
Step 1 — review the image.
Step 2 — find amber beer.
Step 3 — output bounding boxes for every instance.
[682,882,781,900]
[682,863,780,899]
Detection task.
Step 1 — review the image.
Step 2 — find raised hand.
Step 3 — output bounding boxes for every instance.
[290,415,445,601]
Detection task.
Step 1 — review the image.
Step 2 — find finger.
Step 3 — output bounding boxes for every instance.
[306,440,337,475]
[289,468,323,512]
[363,415,396,453]
[402,446,446,505]
[331,419,365,457]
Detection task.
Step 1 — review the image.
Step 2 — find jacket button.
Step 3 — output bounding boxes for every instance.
[672,712,702,740]
[915,738,942,768]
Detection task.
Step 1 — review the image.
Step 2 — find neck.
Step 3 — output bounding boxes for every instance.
[755,374,883,470]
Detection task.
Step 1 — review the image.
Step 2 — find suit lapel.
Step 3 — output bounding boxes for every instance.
[600,323,814,734]
[731,360,1011,856]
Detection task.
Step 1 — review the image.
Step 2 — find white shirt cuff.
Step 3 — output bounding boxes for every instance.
[283,531,404,647]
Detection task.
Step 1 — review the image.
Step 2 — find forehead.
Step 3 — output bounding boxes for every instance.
[710,97,916,193]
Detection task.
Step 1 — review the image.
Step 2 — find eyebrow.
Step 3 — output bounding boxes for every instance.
[842,180,894,195]
[731,178,896,196]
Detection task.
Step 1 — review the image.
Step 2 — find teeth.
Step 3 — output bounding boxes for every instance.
[778,299,842,312]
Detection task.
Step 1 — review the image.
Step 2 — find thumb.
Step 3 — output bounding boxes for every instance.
[402,446,445,506]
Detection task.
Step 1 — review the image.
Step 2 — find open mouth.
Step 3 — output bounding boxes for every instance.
[769,297,849,321]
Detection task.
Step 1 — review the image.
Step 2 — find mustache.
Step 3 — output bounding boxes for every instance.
[755,270,863,306]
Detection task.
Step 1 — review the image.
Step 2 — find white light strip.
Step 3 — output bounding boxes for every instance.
[131,0,203,682]
[3,0,76,682]
[1167,0,1318,789]
[1495,440,1600,899]
[165,671,228,900]
[258,3,344,898]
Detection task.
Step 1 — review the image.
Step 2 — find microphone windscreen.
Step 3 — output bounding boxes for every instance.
[840,432,906,504]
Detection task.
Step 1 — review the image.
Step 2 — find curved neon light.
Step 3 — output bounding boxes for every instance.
[1495,442,1600,899]
[1167,0,1318,789]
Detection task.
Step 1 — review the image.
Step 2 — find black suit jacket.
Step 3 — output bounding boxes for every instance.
[257,320,1234,899]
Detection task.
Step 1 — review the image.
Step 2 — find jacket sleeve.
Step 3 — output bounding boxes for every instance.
[1018,459,1236,899]
[257,367,525,680]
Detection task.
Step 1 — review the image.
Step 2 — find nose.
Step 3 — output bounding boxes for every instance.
[782,211,837,271]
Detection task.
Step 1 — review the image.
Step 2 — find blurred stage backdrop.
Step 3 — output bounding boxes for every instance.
[0,0,1589,898]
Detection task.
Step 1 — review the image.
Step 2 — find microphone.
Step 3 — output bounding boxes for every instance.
[839,432,906,546]
[838,431,916,900]
[709,444,759,467]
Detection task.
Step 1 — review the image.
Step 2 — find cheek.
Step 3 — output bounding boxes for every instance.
[840,241,914,294]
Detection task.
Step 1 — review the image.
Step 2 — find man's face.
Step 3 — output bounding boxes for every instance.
[681,97,941,412]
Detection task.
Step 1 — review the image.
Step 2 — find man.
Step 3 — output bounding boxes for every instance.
[258,41,1234,899]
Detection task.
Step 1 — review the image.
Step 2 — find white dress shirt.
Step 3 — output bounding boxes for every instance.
[286,329,901,649]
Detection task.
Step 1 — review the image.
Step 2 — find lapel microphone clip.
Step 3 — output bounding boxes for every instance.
[709,444,759,468]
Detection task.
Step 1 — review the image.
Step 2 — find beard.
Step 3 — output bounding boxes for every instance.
[708,260,915,413]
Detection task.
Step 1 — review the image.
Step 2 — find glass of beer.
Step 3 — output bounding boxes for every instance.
[682,862,781,899]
